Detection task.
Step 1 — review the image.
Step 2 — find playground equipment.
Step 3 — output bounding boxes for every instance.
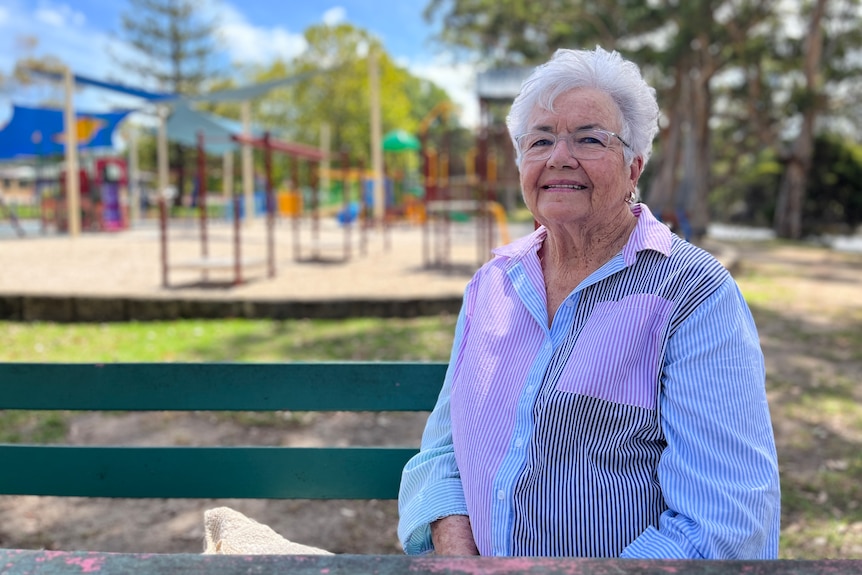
[419,122,512,271]
[281,148,358,263]
[0,195,25,237]
[159,132,277,288]
[38,157,130,234]
[158,124,358,287]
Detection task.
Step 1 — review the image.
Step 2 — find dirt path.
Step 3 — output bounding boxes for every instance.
[1,240,860,557]
[732,242,862,558]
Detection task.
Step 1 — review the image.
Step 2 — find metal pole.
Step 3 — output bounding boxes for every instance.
[233,188,242,286]
[291,155,301,261]
[197,131,208,282]
[128,126,140,225]
[241,101,254,224]
[157,106,169,210]
[368,49,385,228]
[222,150,233,206]
[62,66,81,237]
[264,133,275,277]
[159,196,168,288]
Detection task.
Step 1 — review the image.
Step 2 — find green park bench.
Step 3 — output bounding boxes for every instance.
[1,361,859,574]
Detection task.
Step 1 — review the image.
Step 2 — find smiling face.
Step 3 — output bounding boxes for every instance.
[519,87,644,232]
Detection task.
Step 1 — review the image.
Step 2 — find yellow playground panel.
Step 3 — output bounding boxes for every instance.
[277,189,302,217]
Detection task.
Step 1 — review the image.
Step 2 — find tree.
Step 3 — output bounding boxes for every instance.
[222,23,455,167]
[642,0,779,241]
[424,0,664,66]
[113,0,223,204]
[428,0,862,238]
[116,0,220,94]
[772,0,829,239]
[770,0,862,239]
[3,35,70,109]
[423,0,780,241]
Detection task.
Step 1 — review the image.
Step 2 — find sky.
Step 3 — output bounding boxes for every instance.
[0,0,482,129]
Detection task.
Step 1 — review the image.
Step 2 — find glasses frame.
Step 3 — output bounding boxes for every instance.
[515,128,632,163]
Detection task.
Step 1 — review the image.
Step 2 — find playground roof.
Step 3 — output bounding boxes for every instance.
[167,103,262,155]
[382,130,420,152]
[27,69,323,104]
[0,105,131,160]
[14,69,331,158]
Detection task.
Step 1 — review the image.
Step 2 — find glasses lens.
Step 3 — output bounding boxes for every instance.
[518,129,615,161]
[518,132,556,160]
[569,129,612,159]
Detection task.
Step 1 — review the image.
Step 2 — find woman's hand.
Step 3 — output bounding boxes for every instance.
[431,515,480,555]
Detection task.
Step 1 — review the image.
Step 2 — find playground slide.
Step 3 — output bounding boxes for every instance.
[486,201,510,245]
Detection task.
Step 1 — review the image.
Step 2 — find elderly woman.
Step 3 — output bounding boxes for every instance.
[398,47,780,559]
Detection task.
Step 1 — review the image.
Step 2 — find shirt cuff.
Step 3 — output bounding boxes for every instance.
[398,478,469,555]
[621,525,700,559]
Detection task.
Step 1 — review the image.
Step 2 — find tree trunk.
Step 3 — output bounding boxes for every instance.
[645,67,685,216]
[687,69,712,244]
[773,0,827,239]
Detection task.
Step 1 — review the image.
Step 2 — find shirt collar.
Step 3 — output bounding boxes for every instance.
[492,203,673,267]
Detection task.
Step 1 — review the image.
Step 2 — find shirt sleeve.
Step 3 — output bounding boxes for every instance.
[621,278,781,559]
[398,301,471,555]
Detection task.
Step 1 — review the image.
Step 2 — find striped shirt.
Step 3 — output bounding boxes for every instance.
[398,203,780,558]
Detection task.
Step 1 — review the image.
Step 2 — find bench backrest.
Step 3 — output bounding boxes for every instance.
[0,362,445,499]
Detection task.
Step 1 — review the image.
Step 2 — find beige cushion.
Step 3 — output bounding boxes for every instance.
[203,506,333,555]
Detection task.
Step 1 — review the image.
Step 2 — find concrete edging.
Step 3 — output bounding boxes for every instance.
[0,295,464,323]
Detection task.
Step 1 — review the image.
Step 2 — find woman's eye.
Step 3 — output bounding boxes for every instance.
[575,131,608,146]
[576,136,602,145]
[531,138,553,148]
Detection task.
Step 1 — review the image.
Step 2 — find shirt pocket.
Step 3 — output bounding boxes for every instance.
[555,294,673,410]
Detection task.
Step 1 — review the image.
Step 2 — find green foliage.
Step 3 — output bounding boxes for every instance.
[805,134,862,234]
[710,146,782,227]
[201,22,460,183]
[424,0,665,66]
[710,132,862,234]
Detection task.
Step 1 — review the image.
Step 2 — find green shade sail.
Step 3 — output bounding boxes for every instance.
[382,129,421,152]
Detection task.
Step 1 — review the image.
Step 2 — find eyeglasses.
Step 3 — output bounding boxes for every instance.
[515,128,631,162]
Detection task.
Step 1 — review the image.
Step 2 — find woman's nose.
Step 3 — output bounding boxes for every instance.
[546,136,580,168]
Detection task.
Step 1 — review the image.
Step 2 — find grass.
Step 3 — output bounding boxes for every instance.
[0,316,457,363]
[732,242,862,559]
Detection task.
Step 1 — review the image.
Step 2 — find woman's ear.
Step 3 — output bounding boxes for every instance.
[629,156,645,186]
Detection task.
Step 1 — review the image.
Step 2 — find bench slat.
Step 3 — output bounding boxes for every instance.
[1,550,859,575]
[0,445,418,499]
[0,362,445,411]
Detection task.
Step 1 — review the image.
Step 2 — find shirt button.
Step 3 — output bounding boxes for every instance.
[544,342,551,350]
[565,299,574,307]
[514,438,523,448]
[526,385,534,393]
[497,490,505,500]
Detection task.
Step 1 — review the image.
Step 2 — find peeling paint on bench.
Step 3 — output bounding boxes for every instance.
[2,550,861,575]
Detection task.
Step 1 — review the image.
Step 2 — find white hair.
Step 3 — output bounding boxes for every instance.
[505,47,659,169]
